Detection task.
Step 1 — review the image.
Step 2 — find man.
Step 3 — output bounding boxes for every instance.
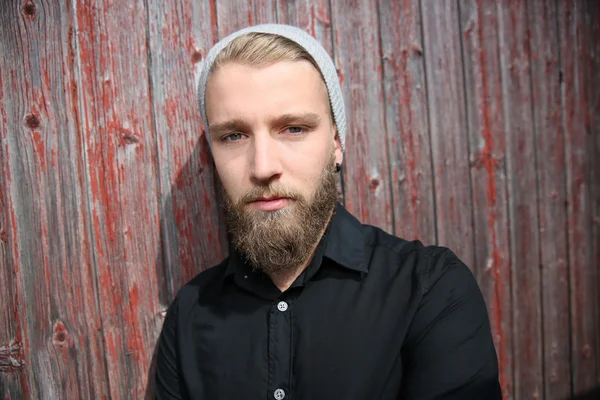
[155,24,501,399]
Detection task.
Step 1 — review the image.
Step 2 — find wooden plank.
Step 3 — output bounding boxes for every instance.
[378,0,435,243]
[146,0,227,301]
[216,0,278,38]
[420,1,475,268]
[557,0,599,394]
[0,73,25,399]
[0,4,25,390]
[527,0,572,398]
[330,0,393,232]
[72,0,164,397]
[458,0,513,397]
[497,1,543,398]
[0,1,109,397]
[590,0,600,390]
[276,0,333,56]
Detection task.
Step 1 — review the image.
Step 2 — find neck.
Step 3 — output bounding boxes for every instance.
[268,207,335,292]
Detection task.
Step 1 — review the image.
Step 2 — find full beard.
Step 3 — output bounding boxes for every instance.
[221,154,339,275]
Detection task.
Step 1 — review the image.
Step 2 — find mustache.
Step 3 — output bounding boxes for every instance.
[239,183,303,204]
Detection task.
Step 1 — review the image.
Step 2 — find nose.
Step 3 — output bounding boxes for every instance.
[250,133,283,184]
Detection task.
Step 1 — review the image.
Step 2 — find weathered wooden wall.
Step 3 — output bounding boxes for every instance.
[0,0,598,399]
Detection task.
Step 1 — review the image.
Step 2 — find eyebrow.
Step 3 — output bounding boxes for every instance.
[208,118,250,137]
[272,112,321,127]
[208,113,322,137]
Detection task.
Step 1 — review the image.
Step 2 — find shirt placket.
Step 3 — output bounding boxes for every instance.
[268,296,293,400]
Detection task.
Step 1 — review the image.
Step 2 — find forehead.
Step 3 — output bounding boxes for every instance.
[205,60,331,125]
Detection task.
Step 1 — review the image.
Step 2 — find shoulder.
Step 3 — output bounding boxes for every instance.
[172,257,230,311]
[362,224,472,294]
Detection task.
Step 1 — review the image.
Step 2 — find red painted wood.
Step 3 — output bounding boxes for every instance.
[72,0,164,397]
[420,1,475,270]
[0,138,25,395]
[590,0,600,390]
[527,0,572,398]
[276,0,333,55]
[378,0,436,244]
[458,1,513,398]
[0,1,109,398]
[497,1,544,398]
[146,0,227,300]
[330,0,393,232]
[216,0,277,38]
[0,38,25,395]
[558,0,599,394]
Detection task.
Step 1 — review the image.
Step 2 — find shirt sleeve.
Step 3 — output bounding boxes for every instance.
[155,295,183,400]
[400,255,502,399]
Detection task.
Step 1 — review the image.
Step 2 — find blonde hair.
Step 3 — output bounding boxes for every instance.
[211,32,321,76]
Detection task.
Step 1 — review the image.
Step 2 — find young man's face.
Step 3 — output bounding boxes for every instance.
[205,59,343,272]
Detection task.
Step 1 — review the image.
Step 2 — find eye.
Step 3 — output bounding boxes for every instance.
[222,132,246,142]
[283,126,305,135]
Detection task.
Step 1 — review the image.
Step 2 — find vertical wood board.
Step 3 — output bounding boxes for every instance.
[378,0,436,244]
[558,0,599,394]
[497,0,543,398]
[72,0,164,396]
[146,0,226,300]
[420,0,475,269]
[0,1,109,397]
[458,0,513,397]
[331,0,393,232]
[528,0,572,398]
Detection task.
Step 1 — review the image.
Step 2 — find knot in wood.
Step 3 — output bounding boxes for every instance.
[24,114,40,129]
[22,1,36,18]
[0,230,7,243]
[412,43,423,56]
[369,178,380,190]
[52,320,71,348]
[191,50,203,63]
[117,128,140,146]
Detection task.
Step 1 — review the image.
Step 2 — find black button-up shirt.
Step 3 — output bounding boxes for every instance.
[155,203,501,399]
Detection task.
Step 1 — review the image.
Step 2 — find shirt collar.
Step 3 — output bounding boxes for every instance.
[224,202,368,280]
[322,202,368,273]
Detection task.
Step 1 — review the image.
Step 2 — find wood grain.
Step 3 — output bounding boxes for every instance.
[420,1,475,269]
[72,0,164,397]
[276,0,333,55]
[497,0,544,398]
[458,0,513,397]
[378,0,435,244]
[330,0,393,232]
[558,0,599,394]
[0,2,25,386]
[146,0,227,300]
[590,1,600,390]
[527,0,572,398]
[216,0,277,38]
[0,1,109,397]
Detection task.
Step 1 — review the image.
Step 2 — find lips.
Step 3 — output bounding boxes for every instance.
[249,197,291,212]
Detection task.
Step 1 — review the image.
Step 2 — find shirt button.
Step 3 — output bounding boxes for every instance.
[277,301,288,312]
[274,388,285,399]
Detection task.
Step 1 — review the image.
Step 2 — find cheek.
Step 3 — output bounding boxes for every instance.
[214,156,246,199]
[288,145,332,189]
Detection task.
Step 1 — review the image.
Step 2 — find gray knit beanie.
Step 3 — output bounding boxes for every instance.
[197,24,346,151]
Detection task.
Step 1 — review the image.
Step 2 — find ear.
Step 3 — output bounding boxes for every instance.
[333,125,343,166]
